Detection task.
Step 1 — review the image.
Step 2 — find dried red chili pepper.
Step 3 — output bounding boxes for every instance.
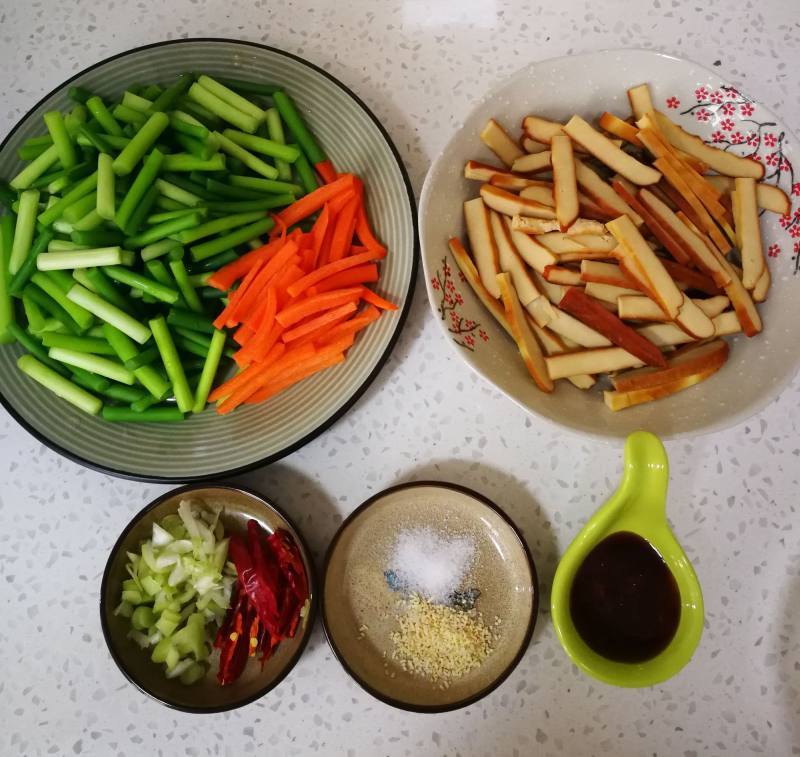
[267,529,308,637]
[267,529,309,601]
[215,520,310,685]
[246,520,286,636]
[214,583,255,685]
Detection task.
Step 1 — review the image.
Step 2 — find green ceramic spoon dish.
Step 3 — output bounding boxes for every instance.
[551,430,704,687]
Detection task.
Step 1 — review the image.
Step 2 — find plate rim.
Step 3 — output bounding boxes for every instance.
[418,47,798,442]
[0,36,419,482]
[98,481,319,713]
[320,480,539,713]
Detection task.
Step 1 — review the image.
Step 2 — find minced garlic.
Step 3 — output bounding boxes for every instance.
[389,594,496,687]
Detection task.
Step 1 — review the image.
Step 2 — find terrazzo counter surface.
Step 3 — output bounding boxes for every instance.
[1,1,799,755]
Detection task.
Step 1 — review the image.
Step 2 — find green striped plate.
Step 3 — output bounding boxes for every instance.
[0,39,417,481]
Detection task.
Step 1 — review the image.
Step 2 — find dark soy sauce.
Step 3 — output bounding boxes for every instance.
[570,531,681,663]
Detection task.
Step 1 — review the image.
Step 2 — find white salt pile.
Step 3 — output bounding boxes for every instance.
[387,527,475,603]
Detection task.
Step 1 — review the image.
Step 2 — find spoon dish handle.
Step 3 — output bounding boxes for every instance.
[617,430,669,521]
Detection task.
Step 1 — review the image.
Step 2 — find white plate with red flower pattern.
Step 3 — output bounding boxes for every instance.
[419,49,799,441]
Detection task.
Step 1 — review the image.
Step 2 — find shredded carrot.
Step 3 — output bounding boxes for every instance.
[281,302,358,343]
[217,342,317,413]
[315,160,338,184]
[310,264,379,294]
[209,169,392,413]
[208,237,282,291]
[291,310,356,347]
[226,242,299,325]
[213,256,267,329]
[355,203,386,254]
[233,287,277,366]
[328,188,357,217]
[309,205,331,269]
[359,287,398,311]
[233,324,255,346]
[275,287,363,328]
[328,195,360,263]
[316,306,381,346]
[274,174,355,229]
[245,351,347,405]
[208,341,287,403]
[273,264,306,310]
[244,338,353,405]
[286,249,386,299]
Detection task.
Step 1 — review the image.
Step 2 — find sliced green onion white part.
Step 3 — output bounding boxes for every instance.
[120,499,235,685]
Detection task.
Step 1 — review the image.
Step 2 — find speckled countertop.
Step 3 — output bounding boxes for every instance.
[1,2,799,755]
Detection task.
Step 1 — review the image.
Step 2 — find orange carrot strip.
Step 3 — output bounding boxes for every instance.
[216,341,292,408]
[359,287,398,311]
[234,286,277,366]
[315,160,338,184]
[227,242,299,325]
[315,210,338,268]
[315,305,381,346]
[292,310,355,347]
[233,324,255,346]
[310,264,379,294]
[236,319,284,369]
[282,302,358,343]
[274,174,355,229]
[208,237,283,291]
[328,194,360,263]
[244,338,353,405]
[272,264,306,311]
[308,205,331,269]
[245,353,346,405]
[328,188,358,217]
[286,249,386,299]
[208,341,286,402]
[275,287,364,328]
[217,342,317,413]
[213,255,267,329]
[242,296,269,330]
[355,203,386,254]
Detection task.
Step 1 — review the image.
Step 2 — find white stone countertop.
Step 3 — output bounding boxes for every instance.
[1,1,799,755]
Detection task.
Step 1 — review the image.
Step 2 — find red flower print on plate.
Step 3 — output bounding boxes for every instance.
[791,226,800,240]
[666,96,680,109]
[711,131,725,143]
[765,152,780,167]
[695,108,712,122]
[725,87,739,99]
[768,244,781,258]
[432,255,489,351]
[720,102,736,116]
[792,183,800,198]
[720,118,735,132]
[740,102,755,116]
[746,132,759,146]
[709,90,723,104]
[694,86,709,101]
[763,133,778,147]
[731,132,745,145]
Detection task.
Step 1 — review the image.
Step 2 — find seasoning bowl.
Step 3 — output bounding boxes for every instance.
[322,481,537,712]
[550,432,704,687]
[100,484,317,713]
